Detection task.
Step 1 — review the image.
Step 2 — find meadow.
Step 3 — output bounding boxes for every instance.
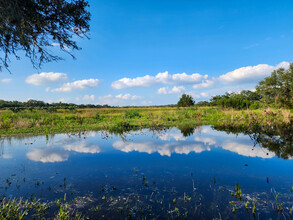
[0,106,292,136]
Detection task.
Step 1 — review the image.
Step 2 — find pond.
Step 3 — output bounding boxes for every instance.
[0,125,293,219]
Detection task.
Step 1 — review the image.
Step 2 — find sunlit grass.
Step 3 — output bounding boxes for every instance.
[0,107,292,136]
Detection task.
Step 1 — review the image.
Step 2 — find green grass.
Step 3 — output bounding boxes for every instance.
[0,107,292,136]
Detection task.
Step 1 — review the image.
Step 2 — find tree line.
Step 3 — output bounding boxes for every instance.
[179,63,293,109]
[0,99,111,112]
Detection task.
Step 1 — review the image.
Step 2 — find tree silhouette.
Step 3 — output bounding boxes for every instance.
[0,0,90,72]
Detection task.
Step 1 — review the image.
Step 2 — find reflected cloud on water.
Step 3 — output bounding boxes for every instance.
[63,143,101,154]
[113,141,208,156]
[113,128,275,158]
[26,141,101,163]
[27,148,69,163]
[0,125,287,163]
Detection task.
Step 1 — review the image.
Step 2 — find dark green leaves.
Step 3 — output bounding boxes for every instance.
[0,0,90,72]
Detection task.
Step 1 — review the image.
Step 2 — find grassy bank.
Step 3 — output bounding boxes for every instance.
[0,107,293,136]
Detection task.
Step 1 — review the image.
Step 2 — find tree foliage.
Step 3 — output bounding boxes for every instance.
[0,0,90,71]
[195,64,293,110]
[0,99,111,111]
[209,90,262,110]
[177,94,195,107]
[256,63,293,108]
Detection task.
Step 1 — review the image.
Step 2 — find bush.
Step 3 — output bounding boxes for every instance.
[250,101,261,110]
[125,110,141,119]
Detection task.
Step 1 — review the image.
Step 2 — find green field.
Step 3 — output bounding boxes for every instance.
[0,107,292,136]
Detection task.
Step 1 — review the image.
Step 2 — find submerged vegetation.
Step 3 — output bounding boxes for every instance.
[1,173,293,219]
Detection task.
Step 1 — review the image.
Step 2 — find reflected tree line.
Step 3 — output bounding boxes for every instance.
[175,121,293,159]
[212,122,293,160]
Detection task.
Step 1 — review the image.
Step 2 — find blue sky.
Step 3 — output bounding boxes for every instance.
[1,0,293,106]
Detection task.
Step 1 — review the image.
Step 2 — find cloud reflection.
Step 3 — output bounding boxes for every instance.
[27,142,101,163]
[27,149,69,163]
[63,143,101,154]
[221,141,274,158]
[113,141,210,156]
[113,129,274,158]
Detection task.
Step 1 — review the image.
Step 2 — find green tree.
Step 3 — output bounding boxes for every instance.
[256,63,293,108]
[0,0,90,72]
[177,94,195,107]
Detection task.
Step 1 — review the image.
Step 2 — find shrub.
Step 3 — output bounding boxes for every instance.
[125,110,141,119]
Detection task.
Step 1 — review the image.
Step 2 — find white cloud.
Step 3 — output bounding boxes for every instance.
[115,94,141,100]
[200,92,209,97]
[193,79,214,89]
[76,95,96,102]
[52,79,99,92]
[52,42,70,51]
[158,86,186,94]
[83,94,95,101]
[112,71,207,89]
[1,78,12,83]
[98,94,141,105]
[192,61,290,94]
[219,61,290,84]
[26,72,68,86]
[141,100,152,105]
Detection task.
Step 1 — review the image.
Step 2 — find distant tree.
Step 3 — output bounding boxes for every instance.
[177,94,195,107]
[0,0,90,72]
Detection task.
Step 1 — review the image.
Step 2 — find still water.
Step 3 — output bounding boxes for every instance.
[0,126,292,219]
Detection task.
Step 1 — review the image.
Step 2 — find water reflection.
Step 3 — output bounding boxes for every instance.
[63,143,101,154]
[0,125,293,219]
[113,141,208,156]
[112,129,274,158]
[213,122,293,159]
[27,148,69,163]
[26,141,101,163]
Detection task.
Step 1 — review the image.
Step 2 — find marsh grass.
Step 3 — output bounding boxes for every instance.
[0,107,292,136]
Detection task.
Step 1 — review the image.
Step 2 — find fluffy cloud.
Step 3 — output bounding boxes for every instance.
[83,94,95,101]
[192,61,290,91]
[52,79,99,92]
[158,86,186,94]
[112,71,207,89]
[98,94,141,105]
[115,94,141,100]
[219,61,290,84]
[26,72,68,85]
[200,92,209,97]
[1,78,12,83]
[193,79,214,89]
[76,95,95,102]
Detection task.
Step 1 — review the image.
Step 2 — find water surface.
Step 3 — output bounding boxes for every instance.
[0,126,292,219]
